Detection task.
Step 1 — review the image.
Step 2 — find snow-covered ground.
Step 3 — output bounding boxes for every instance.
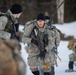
[54,22,76,38]
[55,41,76,75]
[19,21,76,75]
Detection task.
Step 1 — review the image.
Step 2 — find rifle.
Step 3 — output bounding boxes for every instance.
[51,47,61,67]
[51,47,61,60]
[31,28,48,60]
[50,0,64,23]
[10,23,20,41]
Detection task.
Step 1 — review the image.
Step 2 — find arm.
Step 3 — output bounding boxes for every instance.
[45,29,60,52]
[0,16,8,30]
[22,22,35,44]
[55,29,61,48]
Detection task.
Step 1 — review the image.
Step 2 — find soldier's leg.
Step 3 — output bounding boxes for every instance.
[38,58,44,75]
[39,68,44,75]
[44,72,50,75]
[68,61,74,70]
[32,70,39,75]
[28,56,39,75]
[50,66,55,75]
[50,52,55,75]
[43,53,51,75]
[68,53,74,70]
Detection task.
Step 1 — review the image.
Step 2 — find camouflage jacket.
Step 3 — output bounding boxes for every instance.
[22,20,60,52]
[0,10,18,32]
[0,10,19,39]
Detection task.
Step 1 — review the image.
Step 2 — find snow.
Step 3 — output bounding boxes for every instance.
[19,21,76,75]
[19,25,24,32]
[54,21,76,38]
[20,43,33,75]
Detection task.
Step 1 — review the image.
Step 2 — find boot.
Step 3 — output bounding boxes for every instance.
[44,72,50,75]
[32,70,39,75]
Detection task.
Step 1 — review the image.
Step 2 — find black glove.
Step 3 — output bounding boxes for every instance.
[10,34,20,41]
[39,49,47,59]
[31,38,39,46]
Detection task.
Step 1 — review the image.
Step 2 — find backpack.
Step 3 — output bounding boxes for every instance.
[0,12,11,39]
[68,39,76,52]
[0,12,10,30]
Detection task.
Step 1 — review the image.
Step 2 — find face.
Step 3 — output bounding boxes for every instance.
[37,20,45,28]
[16,13,22,18]
[13,13,22,18]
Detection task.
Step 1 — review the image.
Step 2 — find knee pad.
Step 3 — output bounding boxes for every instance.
[43,63,51,72]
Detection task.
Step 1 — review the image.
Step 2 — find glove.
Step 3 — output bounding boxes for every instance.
[10,34,20,41]
[39,49,47,59]
[43,63,50,70]
[31,38,39,46]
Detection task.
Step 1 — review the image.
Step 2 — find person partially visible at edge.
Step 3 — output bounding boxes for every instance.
[22,13,60,75]
[0,4,22,41]
[65,40,76,72]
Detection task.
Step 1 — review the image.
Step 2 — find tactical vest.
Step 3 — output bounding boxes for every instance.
[30,26,48,48]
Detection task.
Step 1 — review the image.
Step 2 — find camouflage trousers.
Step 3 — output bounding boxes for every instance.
[26,45,52,72]
[39,51,56,75]
[38,51,52,72]
[69,52,76,61]
[38,51,56,74]
[27,45,39,72]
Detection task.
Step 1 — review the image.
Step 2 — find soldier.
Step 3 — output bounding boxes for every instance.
[0,4,22,41]
[65,40,76,72]
[39,12,60,75]
[22,13,60,75]
[0,39,26,75]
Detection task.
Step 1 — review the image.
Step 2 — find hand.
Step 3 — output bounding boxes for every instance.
[39,49,47,59]
[31,38,39,46]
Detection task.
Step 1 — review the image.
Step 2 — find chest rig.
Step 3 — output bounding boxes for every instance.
[30,26,48,48]
[0,13,13,33]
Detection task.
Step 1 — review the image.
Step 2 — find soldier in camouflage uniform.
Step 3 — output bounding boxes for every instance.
[0,4,22,41]
[65,40,76,72]
[38,13,60,75]
[22,13,60,75]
